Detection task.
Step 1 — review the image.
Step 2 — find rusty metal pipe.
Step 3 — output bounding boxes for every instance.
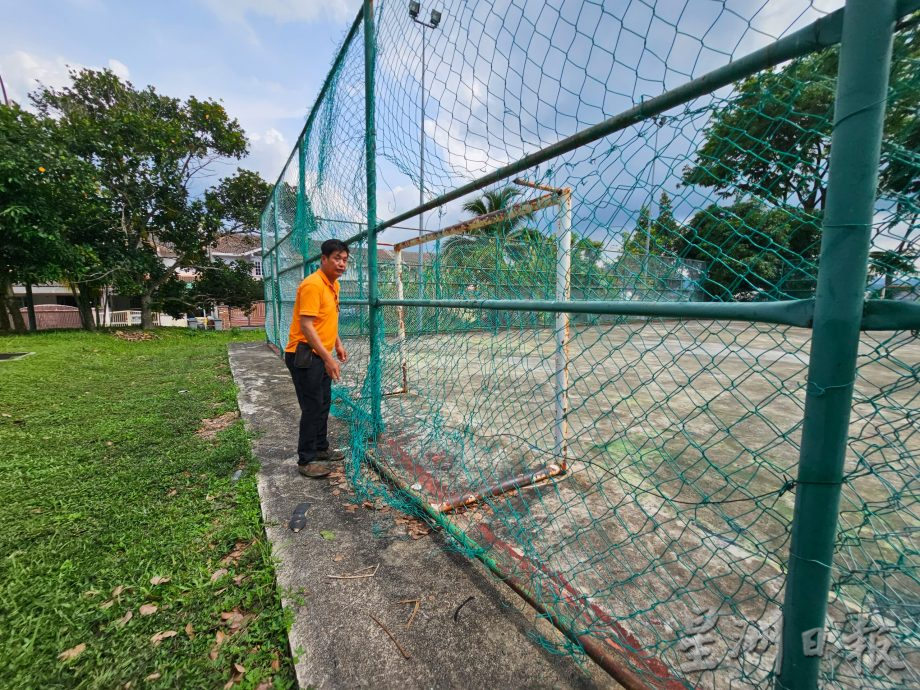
[393,191,566,251]
[365,438,687,689]
[431,462,566,513]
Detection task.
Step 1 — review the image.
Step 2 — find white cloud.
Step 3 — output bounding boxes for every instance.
[1,51,133,107]
[1,51,80,105]
[247,127,292,180]
[107,58,130,81]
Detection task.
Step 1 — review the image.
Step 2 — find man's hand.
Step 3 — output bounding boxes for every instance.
[335,341,348,363]
[324,357,341,381]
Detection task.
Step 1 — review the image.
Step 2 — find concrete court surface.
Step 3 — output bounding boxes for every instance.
[228,342,619,690]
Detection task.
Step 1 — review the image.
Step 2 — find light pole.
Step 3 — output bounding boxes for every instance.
[409,1,442,333]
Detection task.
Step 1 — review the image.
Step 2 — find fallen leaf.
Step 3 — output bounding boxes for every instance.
[139,604,158,616]
[319,531,335,541]
[111,585,126,597]
[220,540,251,566]
[58,643,86,661]
[332,554,346,562]
[232,574,247,586]
[150,576,170,586]
[100,599,115,609]
[271,654,280,672]
[150,630,178,646]
[116,610,134,627]
[166,488,177,497]
[83,589,100,598]
[210,568,229,583]
[209,630,226,660]
[343,504,358,513]
[255,681,273,690]
[185,623,195,639]
[144,672,161,681]
[233,663,246,674]
[332,489,341,497]
[214,587,227,596]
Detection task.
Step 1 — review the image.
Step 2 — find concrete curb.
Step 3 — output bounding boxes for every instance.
[228,342,616,690]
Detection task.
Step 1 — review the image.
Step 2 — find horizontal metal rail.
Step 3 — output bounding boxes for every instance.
[393,190,565,251]
[338,297,920,330]
[862,298,920,330]
[340,297,817,327]
[298,2,920,267]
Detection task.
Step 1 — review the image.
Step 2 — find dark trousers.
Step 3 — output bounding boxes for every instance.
[284,352,331,465]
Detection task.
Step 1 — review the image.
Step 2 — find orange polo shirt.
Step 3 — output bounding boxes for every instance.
[285,269,340,353]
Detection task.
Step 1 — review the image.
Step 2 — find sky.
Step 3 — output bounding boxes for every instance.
[4,0,879,255]
[0,0,364,182]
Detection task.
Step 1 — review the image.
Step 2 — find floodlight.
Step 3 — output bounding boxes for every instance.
[408,1,420,19]
[430,9,442,27]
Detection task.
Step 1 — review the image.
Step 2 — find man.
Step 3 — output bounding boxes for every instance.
[284,239,350,478]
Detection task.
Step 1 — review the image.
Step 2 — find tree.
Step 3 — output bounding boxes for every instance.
[621,193,680,257]
[681,50,837,214]
[672,199,820,301]
[156,261,262,319]
[0,104,106,331]
[681,33,920,296]
[33,69,251,328]
[209,168,273,234]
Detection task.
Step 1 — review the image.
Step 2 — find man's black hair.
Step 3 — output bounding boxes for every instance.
[321,239,350,257]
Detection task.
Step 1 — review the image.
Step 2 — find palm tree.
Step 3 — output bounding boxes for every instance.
[444,186,549,284]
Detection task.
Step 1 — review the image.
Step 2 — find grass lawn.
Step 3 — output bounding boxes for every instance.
[0,328,296,689]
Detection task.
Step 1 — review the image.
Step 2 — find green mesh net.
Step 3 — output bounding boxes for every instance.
[261,2,920,687]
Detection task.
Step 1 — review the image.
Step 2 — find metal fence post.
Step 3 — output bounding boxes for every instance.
[297,141,309,280]
[778,1,896,687]
[364,0,382,434]
[271,186,283,349]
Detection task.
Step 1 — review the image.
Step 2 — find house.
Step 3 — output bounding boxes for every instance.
[9,233,265,329]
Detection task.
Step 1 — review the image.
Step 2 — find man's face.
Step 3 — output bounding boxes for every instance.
[322,249,349,279]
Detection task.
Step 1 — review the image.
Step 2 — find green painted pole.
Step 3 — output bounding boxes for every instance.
[777,1,896,687]
[363,0,382,434]
[297,141,310,280]
[434,238,440,334]
[259,207,270,345]
[271,187,283,350]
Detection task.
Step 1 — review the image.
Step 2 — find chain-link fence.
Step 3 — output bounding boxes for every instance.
[261,1,920,687]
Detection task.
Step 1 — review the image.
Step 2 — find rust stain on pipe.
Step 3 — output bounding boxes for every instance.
[473,524,688,690]
[393,191,567,252]
[432,463,566,513]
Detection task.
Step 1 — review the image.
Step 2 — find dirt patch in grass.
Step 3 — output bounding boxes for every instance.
[197,411,241,440]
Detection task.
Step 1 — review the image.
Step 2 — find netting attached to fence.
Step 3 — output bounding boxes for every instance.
[261,1,919,687]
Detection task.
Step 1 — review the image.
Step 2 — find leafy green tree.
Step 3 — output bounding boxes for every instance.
[0,103,107,331]
[672,199,820,301]
[33,69,251,328]
[208,168,273,234]
[682,33,920,296]
[621,193,681,257]
[681,50,837,214]
[156,261,262,319]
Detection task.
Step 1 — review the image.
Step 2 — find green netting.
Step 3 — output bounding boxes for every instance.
[261,2,919,687]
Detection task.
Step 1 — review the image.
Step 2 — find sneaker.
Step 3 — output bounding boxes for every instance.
[316,449,346,462]
[297,462,332,478]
